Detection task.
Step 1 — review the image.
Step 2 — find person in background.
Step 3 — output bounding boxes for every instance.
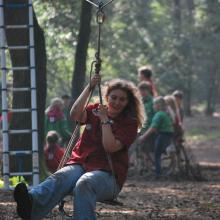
[164,95,179,175]
[44,97,72,146]
[172,90,184,143]
[164,96,177,123]
[172,90,185,171]
[138,65,158,97]
[138,96,174,178]
[136,81,155,174]
[14,74,145,220]
[44,131,64,173]
[172,90,184,125]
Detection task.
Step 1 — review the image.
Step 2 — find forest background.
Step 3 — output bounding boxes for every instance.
[34,0,220,116]
[1,2,220,219]
[1,0,220,175]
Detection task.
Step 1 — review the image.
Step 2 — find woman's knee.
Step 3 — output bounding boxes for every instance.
[74,174,94,195]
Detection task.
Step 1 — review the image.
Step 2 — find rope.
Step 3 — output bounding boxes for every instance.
[57,84,94,171]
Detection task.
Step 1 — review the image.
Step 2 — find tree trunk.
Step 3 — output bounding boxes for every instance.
[71,1,92,102]
[205,63,220,116]
[4,0,47,178]
[184,0,195,116]
[205,0,220,116]
[173,0,182,38]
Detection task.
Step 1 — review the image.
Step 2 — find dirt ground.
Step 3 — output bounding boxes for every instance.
[0,114,220,220]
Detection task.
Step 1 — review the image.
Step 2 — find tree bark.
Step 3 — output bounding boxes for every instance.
[183,0,195,116]
[71,1,92,102]
[173,0,182,38]
[205,0,220,116]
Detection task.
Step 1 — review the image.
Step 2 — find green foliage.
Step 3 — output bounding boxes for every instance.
[34,0,80,104]
[9,176,28,187]
[0,179,3,188]
[33,0,220,110]
[0,176,28,188]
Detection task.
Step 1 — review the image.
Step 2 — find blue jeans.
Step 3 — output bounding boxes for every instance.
[30,164,120,220]
[154,133,173,177]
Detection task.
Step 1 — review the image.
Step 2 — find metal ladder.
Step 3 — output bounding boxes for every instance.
[0,0,39,189]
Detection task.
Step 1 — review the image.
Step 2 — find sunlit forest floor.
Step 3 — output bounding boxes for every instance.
[0,113,220,220]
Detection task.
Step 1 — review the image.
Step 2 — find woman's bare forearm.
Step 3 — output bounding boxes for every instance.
[101,123,122,153]
[70,85,91,122]
[70,74,100,122]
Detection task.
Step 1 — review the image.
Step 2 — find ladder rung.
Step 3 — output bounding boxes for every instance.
[1,45,34,50]
[9,150,32,155]
[9,129,31,134]
[8,88,30,92]
[1,25,33,29]
[10,172,33,176]
[10,108,31,113]
[3,66,32,71]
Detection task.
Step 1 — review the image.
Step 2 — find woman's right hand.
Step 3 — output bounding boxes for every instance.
[90,74,101,89]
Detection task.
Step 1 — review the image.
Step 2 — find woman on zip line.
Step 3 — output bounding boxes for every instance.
[14,73,145,220]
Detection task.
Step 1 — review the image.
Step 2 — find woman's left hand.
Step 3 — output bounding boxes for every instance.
[90,74,101,89]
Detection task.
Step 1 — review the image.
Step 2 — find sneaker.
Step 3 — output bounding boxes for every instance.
[14,182,32,220]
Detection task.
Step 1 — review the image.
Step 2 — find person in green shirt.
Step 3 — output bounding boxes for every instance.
[45,98,72,146]
[138,81,155,132]
[137,81,155,174]
[138,96,174,178]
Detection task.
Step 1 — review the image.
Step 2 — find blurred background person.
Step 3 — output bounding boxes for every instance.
[138,65,158,97]
[45,97,72,146]
[137,81,155,174]
[44,130,64,173]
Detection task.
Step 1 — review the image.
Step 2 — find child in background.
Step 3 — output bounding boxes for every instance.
[164,95,179,175]
[138,65,158,97]
[44,131,64,173]
[171,91,185,143]
[138,82,155,130]
[137,81,155,174]
[138,96,174,178]
[172,91,185,171]
[172,90,184,126]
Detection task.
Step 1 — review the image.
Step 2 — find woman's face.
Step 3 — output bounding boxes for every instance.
[107,89,128,117]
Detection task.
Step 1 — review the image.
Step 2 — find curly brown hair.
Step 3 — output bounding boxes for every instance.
[103,78,145,129]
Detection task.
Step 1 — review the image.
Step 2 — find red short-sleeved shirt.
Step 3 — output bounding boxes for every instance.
[44,144,64,173]
[66,103,138,188]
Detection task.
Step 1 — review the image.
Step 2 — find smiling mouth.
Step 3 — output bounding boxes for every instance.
[112,106,121,111]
